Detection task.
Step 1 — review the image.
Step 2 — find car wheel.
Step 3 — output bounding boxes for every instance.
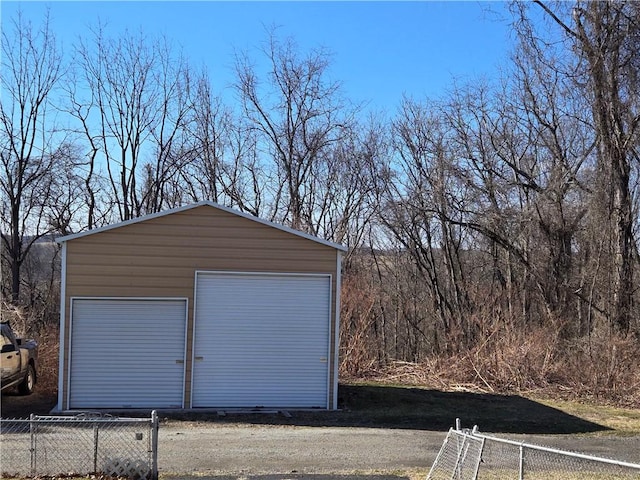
[18,364,36,395]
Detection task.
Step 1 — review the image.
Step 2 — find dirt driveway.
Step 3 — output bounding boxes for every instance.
[157,422,640,479]
[159,423,443,478]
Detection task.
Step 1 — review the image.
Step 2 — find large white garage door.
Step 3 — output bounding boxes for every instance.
[69,298,187,409]
[192,272,331,408]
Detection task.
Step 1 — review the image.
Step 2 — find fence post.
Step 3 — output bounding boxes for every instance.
[519,443,524,480]
[151,410,159,480]
[472,437,485,480]
[29,413,36,475]
[93,421,99,473]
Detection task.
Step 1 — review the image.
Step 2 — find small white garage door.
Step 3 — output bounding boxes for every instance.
[192,272,331,408]
[69,298,187,409]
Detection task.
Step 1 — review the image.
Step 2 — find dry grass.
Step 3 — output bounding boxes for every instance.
[34,328,59,394]
[534,397,640,434]
[341,322,640,411]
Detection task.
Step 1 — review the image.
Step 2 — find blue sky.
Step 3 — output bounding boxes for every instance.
[1,1,514,114]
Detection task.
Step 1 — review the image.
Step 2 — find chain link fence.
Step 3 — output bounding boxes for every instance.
[0,411,158,479]
[427,420,640,479]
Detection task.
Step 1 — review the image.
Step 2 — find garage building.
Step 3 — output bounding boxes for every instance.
[56,202,345,411]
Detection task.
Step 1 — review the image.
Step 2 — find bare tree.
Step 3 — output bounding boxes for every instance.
[444,65,594,334]
[0,11,67,305]
[234,32,352,232]
[381,98,473,353]
[181,72,266,216]
[73,26,193,221]
[63,68,111,230]
[308,116,389,248]
[524,1,640,333]
[140,39,194,214]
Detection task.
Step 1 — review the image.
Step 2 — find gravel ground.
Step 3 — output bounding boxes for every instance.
[159,423,443,477]
[3,390,640,479]
[157,422,640,479]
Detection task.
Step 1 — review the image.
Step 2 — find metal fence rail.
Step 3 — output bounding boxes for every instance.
[427,421,640,480]
[0,411,159,480]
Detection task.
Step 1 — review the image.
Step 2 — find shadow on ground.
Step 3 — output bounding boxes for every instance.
[1,384,609,435]
[0,390,57,419]
[163,384,608,435]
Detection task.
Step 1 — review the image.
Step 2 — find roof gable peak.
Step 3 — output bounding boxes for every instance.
[56,201,347,252]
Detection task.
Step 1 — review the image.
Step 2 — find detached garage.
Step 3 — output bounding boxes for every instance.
[56,202,345,411]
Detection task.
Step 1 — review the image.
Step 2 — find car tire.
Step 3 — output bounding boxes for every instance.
[18,364,36,395]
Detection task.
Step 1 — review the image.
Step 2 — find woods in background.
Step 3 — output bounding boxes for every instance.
[2,2,639,404]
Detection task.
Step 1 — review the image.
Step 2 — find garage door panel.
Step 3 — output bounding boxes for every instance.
[70,299,186,409]
[193,273,330,408]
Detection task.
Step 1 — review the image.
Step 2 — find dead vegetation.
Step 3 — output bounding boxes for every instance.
[340,319,640,409]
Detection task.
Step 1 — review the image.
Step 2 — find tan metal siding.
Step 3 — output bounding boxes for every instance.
[61,205,339,410]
